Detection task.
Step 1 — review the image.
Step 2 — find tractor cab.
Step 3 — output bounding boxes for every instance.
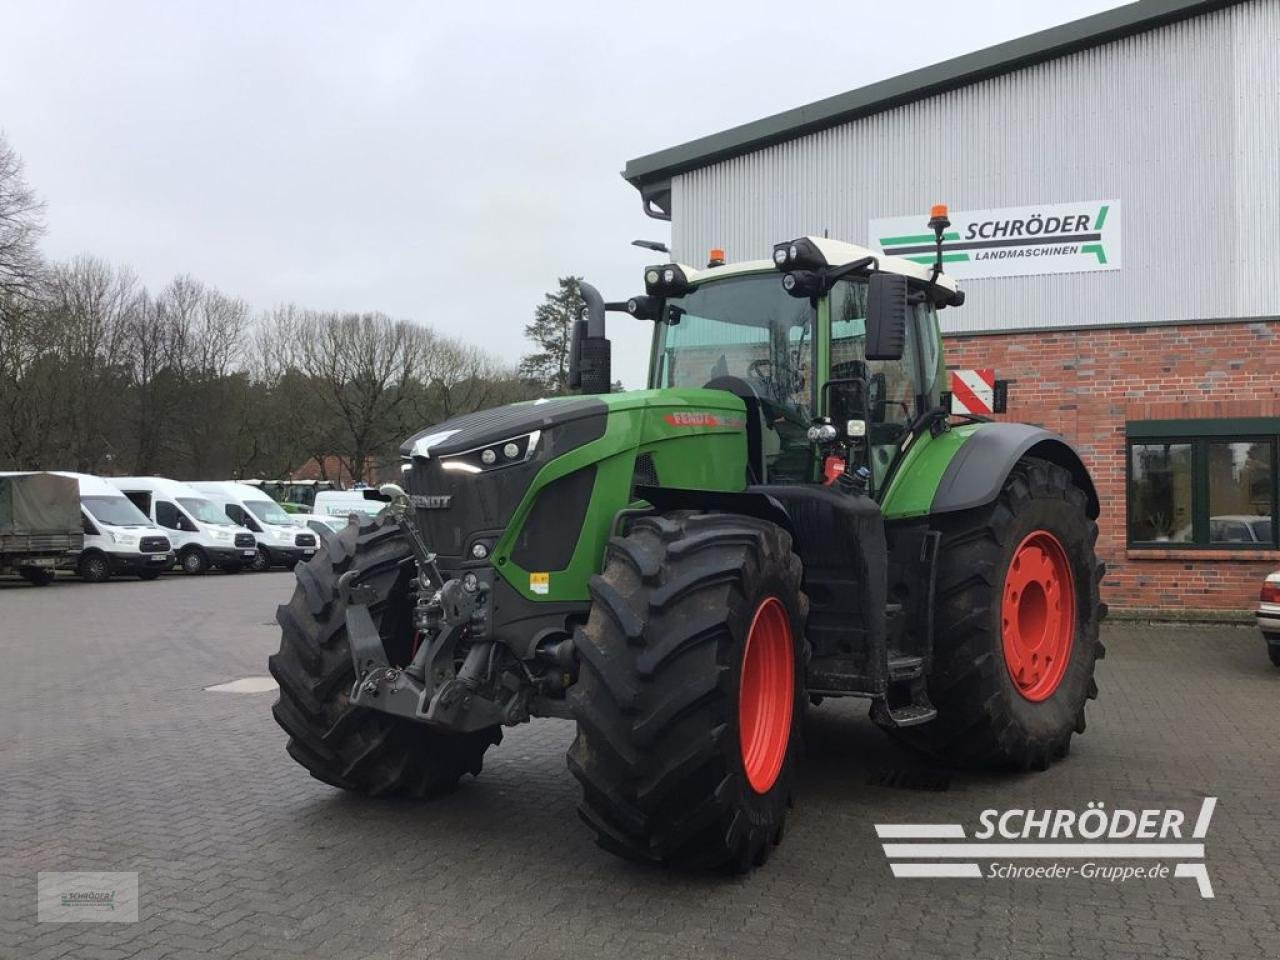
[562,207,966,505]
[629,238,961,498]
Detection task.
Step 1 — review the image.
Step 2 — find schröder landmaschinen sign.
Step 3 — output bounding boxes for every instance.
[870,200,1121,279]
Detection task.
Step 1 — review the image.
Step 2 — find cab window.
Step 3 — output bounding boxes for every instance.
[155,501,181,530]
[830,279,925,481]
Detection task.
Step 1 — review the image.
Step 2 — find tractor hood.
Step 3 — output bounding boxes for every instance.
[400,389,747,461]
[401,395,609,460]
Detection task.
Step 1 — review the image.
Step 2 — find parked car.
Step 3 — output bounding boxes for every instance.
[311,489,387,521]
[53,472,174,581]
[108,477,258,574]
[1259,570,1280,667]
[189,482,319,571]
[291,512,351,539]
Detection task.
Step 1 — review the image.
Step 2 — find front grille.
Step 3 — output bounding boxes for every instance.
[632,452,659,492]
[294,533,317,548]
[234,533,256,548]
[511,465,596,572]
[140,536,170,553]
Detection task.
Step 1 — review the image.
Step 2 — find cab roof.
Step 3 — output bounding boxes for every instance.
[671,237,959,295]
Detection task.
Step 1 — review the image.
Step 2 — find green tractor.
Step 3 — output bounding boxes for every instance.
[269,207,1104,870]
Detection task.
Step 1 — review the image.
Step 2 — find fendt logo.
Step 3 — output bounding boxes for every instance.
[876,797,1217,898]
[663,412,747,429]
[409,494,452,510]
[870,199,1121,280]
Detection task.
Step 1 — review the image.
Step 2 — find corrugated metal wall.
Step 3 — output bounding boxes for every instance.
[670,0,1280,333]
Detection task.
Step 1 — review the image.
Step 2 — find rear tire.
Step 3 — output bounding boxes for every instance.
[1267,640,1280,668]
[268,514,501,797]
[18,566,56,586]
[180,547,209,576]
[568,511,807,870]
[78,553,111,583]
[897,457,1104,770]
[250,547,271,573]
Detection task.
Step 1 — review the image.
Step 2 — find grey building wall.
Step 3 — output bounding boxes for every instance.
[669,0,1280,334]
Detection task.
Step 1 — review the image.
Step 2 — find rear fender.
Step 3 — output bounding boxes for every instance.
[930,423,1099,519]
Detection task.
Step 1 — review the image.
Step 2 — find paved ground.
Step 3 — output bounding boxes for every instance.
[2,570,1278,960]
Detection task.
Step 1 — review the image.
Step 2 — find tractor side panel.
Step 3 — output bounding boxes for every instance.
[492,391,749,603]
[878,423,981,519]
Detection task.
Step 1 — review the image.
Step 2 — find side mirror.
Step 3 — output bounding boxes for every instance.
[865,272,908,361]
[568,282,612,395]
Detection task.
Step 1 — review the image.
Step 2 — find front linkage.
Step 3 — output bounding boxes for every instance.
[341,487,517,733]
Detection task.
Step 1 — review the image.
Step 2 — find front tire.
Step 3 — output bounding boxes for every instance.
[249,547,271,573]
[898,457,1104,770]
[568,512,807,870]
[179,547,209,576]
[78,553,111,583]
[268,514,501,796]
[1267,639,1280,668]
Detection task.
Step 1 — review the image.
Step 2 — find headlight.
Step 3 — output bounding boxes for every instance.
[211,528,232,541]
[274,527,294,541]
[771,237,828,271]
[109,531,139,547]
[643,262,693,297]
[440,431,541,475]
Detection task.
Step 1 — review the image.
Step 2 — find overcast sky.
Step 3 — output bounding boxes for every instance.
[1,0,1125,389]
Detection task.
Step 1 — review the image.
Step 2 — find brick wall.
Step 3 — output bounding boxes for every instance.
[942,318,1280,612]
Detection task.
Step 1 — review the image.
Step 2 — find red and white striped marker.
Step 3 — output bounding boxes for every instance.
[949,369,996,415]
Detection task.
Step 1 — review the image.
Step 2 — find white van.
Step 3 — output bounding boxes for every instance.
[189,481,319,571]
[312,489,388,522]
[108,477,258,574]
[52,472,175,581]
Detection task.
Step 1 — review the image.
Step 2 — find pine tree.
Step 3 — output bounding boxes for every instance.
[518,276,583,393]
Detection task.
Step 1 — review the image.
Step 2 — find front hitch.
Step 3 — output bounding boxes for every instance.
[340,500,511,732]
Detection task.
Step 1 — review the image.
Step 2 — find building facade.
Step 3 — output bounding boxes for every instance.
[624,0,1280,613]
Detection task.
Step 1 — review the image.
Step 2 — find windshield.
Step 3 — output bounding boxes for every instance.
[651,274,815,481]
[247,499,295,527]
[178,497,234,525]
[652,274,814,409]
[83,496,151,527]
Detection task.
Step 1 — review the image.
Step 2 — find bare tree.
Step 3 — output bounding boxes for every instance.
[0,134,45,297]
[41,256,140,470]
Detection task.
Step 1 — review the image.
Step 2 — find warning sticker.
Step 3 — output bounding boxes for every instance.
[530,572,550,595]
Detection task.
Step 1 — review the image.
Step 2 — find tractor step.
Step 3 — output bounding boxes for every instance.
[887,655,925,681]
[870,700,938,727]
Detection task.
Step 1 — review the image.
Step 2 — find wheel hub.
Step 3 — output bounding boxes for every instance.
[738,596,794,794]
[1001,530,1075,701]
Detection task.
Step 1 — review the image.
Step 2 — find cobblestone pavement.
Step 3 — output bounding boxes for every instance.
[2,571,1278,960]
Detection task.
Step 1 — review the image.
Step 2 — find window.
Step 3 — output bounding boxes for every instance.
[1126,421,1278,548]
[830,281,938,485]
[155,500,181,530]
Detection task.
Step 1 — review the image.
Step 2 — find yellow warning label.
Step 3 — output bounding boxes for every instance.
[530,572,550,595]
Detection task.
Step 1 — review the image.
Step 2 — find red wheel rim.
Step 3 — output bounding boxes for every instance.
[1001,530,1075,702]
[738,596,794,794]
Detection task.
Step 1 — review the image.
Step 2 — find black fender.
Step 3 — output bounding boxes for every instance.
[632,485,794,536]
[930,423,1099,519]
